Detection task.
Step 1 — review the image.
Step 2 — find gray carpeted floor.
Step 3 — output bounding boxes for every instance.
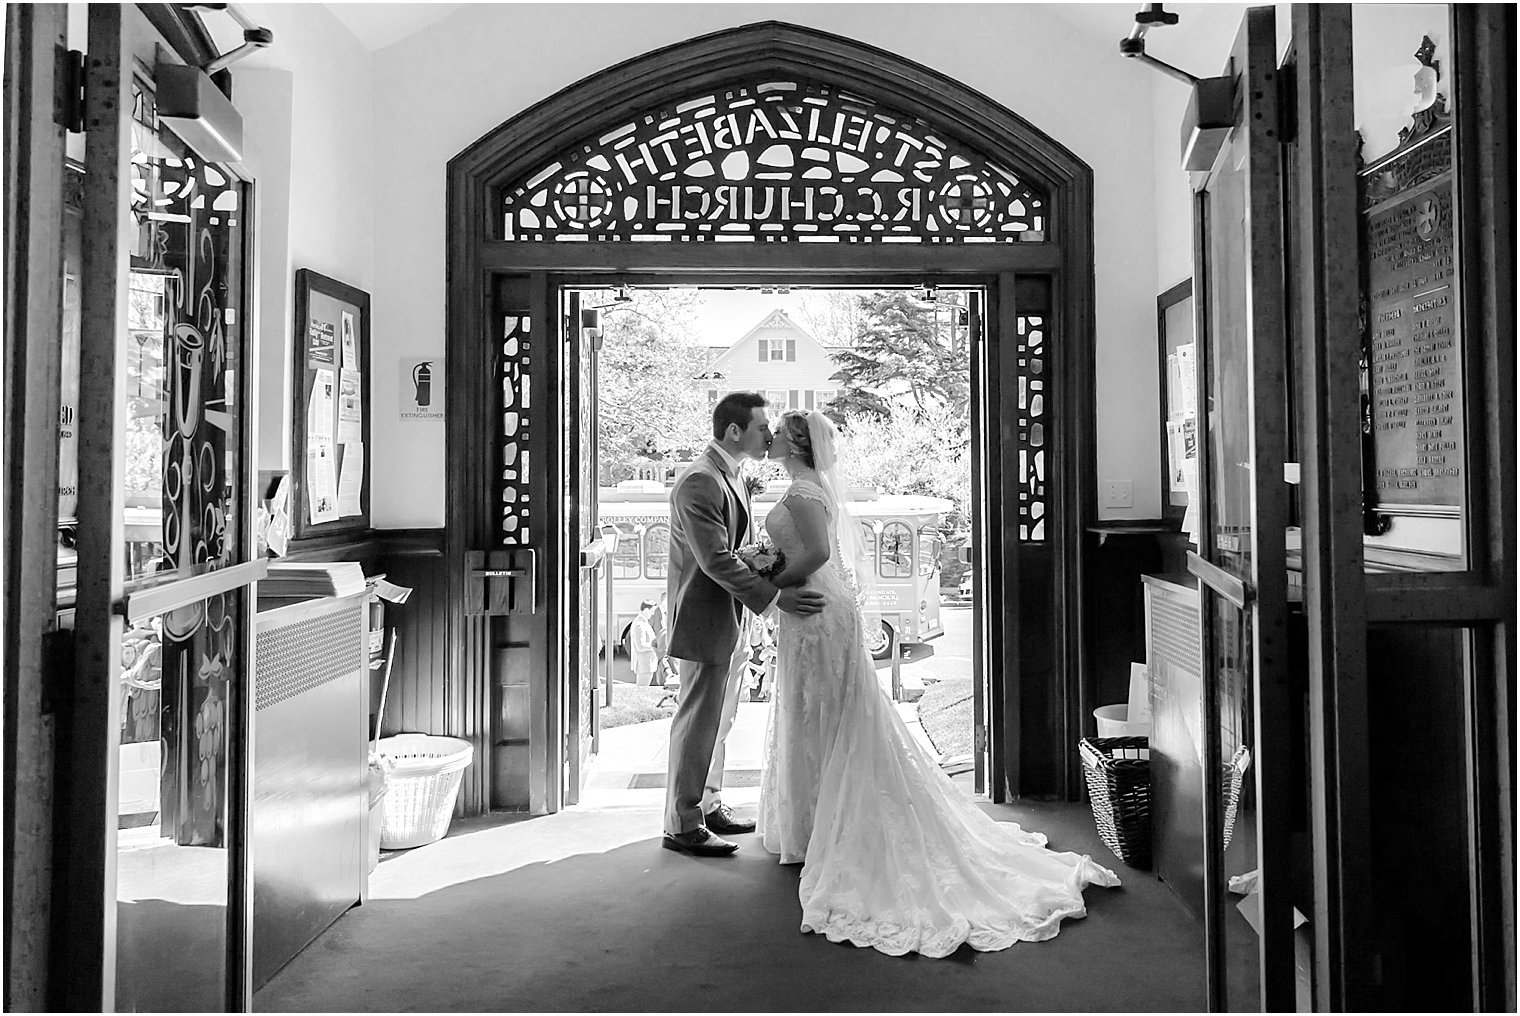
[255,792,1213,1013]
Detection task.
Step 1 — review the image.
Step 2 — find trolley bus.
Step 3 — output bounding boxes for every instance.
[596,480,950,660]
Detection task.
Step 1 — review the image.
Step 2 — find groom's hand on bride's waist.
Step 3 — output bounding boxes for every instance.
[776,587,825,616]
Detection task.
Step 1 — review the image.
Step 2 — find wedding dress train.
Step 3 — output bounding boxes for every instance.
[758,480,1119,957]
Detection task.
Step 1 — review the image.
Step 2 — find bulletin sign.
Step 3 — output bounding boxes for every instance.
[291,269,371,540]
[1359,127,1464,515]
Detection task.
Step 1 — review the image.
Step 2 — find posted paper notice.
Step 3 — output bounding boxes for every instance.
[309,318,336,366]
[340,310,358,370]
[307,437,339,525]
[337,443,364,517]
[337,369,363,445]
[309,369,335,440]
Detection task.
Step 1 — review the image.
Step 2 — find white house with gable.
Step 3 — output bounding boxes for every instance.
[698,309,845,413]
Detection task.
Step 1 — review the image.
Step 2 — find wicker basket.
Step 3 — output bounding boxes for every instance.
[1079,735,1153,869]
[1221,745,1251,850]
[377,734,474,850]
[1078,738,1255,870]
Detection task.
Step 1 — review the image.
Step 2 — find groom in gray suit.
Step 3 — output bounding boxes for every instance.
[663,392,825,856]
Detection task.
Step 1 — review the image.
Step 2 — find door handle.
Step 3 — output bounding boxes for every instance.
[1186,551,1253,610]
[579,538,609,570]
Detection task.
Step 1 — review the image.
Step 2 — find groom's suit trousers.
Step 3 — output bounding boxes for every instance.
[665,633,749,834]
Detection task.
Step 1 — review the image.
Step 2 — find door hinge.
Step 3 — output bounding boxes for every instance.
[40,627,75,716]
[974,725,987,753]
[55,46,85,133]
[1277,70,1297,145]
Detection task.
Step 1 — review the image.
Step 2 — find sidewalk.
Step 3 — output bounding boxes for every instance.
[579,672,938,812]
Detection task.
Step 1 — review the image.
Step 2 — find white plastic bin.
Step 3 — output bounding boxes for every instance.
[377,734,474,850]
[1093,703,1153,739]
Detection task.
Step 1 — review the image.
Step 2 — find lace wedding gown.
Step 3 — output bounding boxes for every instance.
[757,479,1119,957]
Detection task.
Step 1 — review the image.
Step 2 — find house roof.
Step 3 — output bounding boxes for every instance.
[707,309,830,372]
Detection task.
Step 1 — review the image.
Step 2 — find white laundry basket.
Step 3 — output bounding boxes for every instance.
[377,734,474,850]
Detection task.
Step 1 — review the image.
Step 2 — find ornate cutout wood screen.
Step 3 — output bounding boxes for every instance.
[502,79,1048,244]
[1016,314,1047,541]
[499,313,533,544]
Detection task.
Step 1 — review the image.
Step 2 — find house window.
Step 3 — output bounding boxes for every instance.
[817,389,837,407]
[758,338,796,362]
[765,389,787,410]
[805,391,815,410]
[707,388,720,406]
[788,390,799,410]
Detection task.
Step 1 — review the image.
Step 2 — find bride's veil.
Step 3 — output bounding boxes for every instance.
[805,411,883,645]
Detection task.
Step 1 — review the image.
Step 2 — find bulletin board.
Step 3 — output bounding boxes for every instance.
[1156,278,1197,528]
[291,269,371,540]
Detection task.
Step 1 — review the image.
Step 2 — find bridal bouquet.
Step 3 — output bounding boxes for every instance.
[735,535,785,580]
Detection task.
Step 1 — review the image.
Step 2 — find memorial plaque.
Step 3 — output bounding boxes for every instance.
[1361,127,1464,513]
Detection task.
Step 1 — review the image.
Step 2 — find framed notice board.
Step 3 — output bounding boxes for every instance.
[1156,278,1197,525]
[291,269,371,540]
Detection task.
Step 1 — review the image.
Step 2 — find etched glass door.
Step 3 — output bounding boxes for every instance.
[56,7,261,1009]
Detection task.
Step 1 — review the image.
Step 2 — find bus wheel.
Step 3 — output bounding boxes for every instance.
[867,621,894,661]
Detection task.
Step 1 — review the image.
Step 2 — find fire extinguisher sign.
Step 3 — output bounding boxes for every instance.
[401,357,444,420]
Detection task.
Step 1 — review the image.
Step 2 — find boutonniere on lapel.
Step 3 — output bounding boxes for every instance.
[743,473,766,499]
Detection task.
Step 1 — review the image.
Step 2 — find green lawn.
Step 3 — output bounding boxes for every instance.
[600,683,677,729]
[917,677,973,759]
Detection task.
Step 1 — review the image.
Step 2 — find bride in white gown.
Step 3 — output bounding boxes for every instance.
[756,409,1119,958]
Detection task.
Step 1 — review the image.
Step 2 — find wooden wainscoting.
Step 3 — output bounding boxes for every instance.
[369,530,449,742]
[283,530,461,810]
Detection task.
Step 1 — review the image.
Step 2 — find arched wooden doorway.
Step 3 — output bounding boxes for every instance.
[445,22,1097,814]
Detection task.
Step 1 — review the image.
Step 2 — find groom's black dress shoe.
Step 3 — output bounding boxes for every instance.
[663,827,739,856]
[703,804,757,835]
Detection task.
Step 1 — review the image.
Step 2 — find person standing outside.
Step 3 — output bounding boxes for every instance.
[630,600,659,686]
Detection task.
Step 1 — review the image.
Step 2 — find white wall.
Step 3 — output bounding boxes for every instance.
[1147,4,1252,293]
[367,2,1167,526]
[219,4,376,472]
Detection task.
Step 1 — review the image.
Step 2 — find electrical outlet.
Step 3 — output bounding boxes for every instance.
[1103,479,1134,508]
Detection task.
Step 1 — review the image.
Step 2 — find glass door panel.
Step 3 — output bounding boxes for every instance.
[111,68,252,1012]
[1188,6,1295,1011]
[123,80,246,590]
[115,588,245,1012]
[1352,5,1469,571]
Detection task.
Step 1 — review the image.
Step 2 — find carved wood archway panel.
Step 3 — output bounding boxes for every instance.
[501,78,1048,244]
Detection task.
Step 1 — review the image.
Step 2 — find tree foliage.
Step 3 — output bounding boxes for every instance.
[591,289,713,483]
[826,290,970,422]
[835,406,973,526]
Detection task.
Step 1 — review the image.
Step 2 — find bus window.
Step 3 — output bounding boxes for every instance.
[644,524,670,579]
[918,527,941,577]
[879,522,913,578]
[611,524,642,579]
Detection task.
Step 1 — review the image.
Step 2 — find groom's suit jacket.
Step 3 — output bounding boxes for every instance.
[665,446,776,665]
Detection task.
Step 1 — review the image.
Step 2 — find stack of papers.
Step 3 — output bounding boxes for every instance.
[263,561,367,599]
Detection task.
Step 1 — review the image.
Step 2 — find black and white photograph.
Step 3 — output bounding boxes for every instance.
[2,3,1513,1014]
